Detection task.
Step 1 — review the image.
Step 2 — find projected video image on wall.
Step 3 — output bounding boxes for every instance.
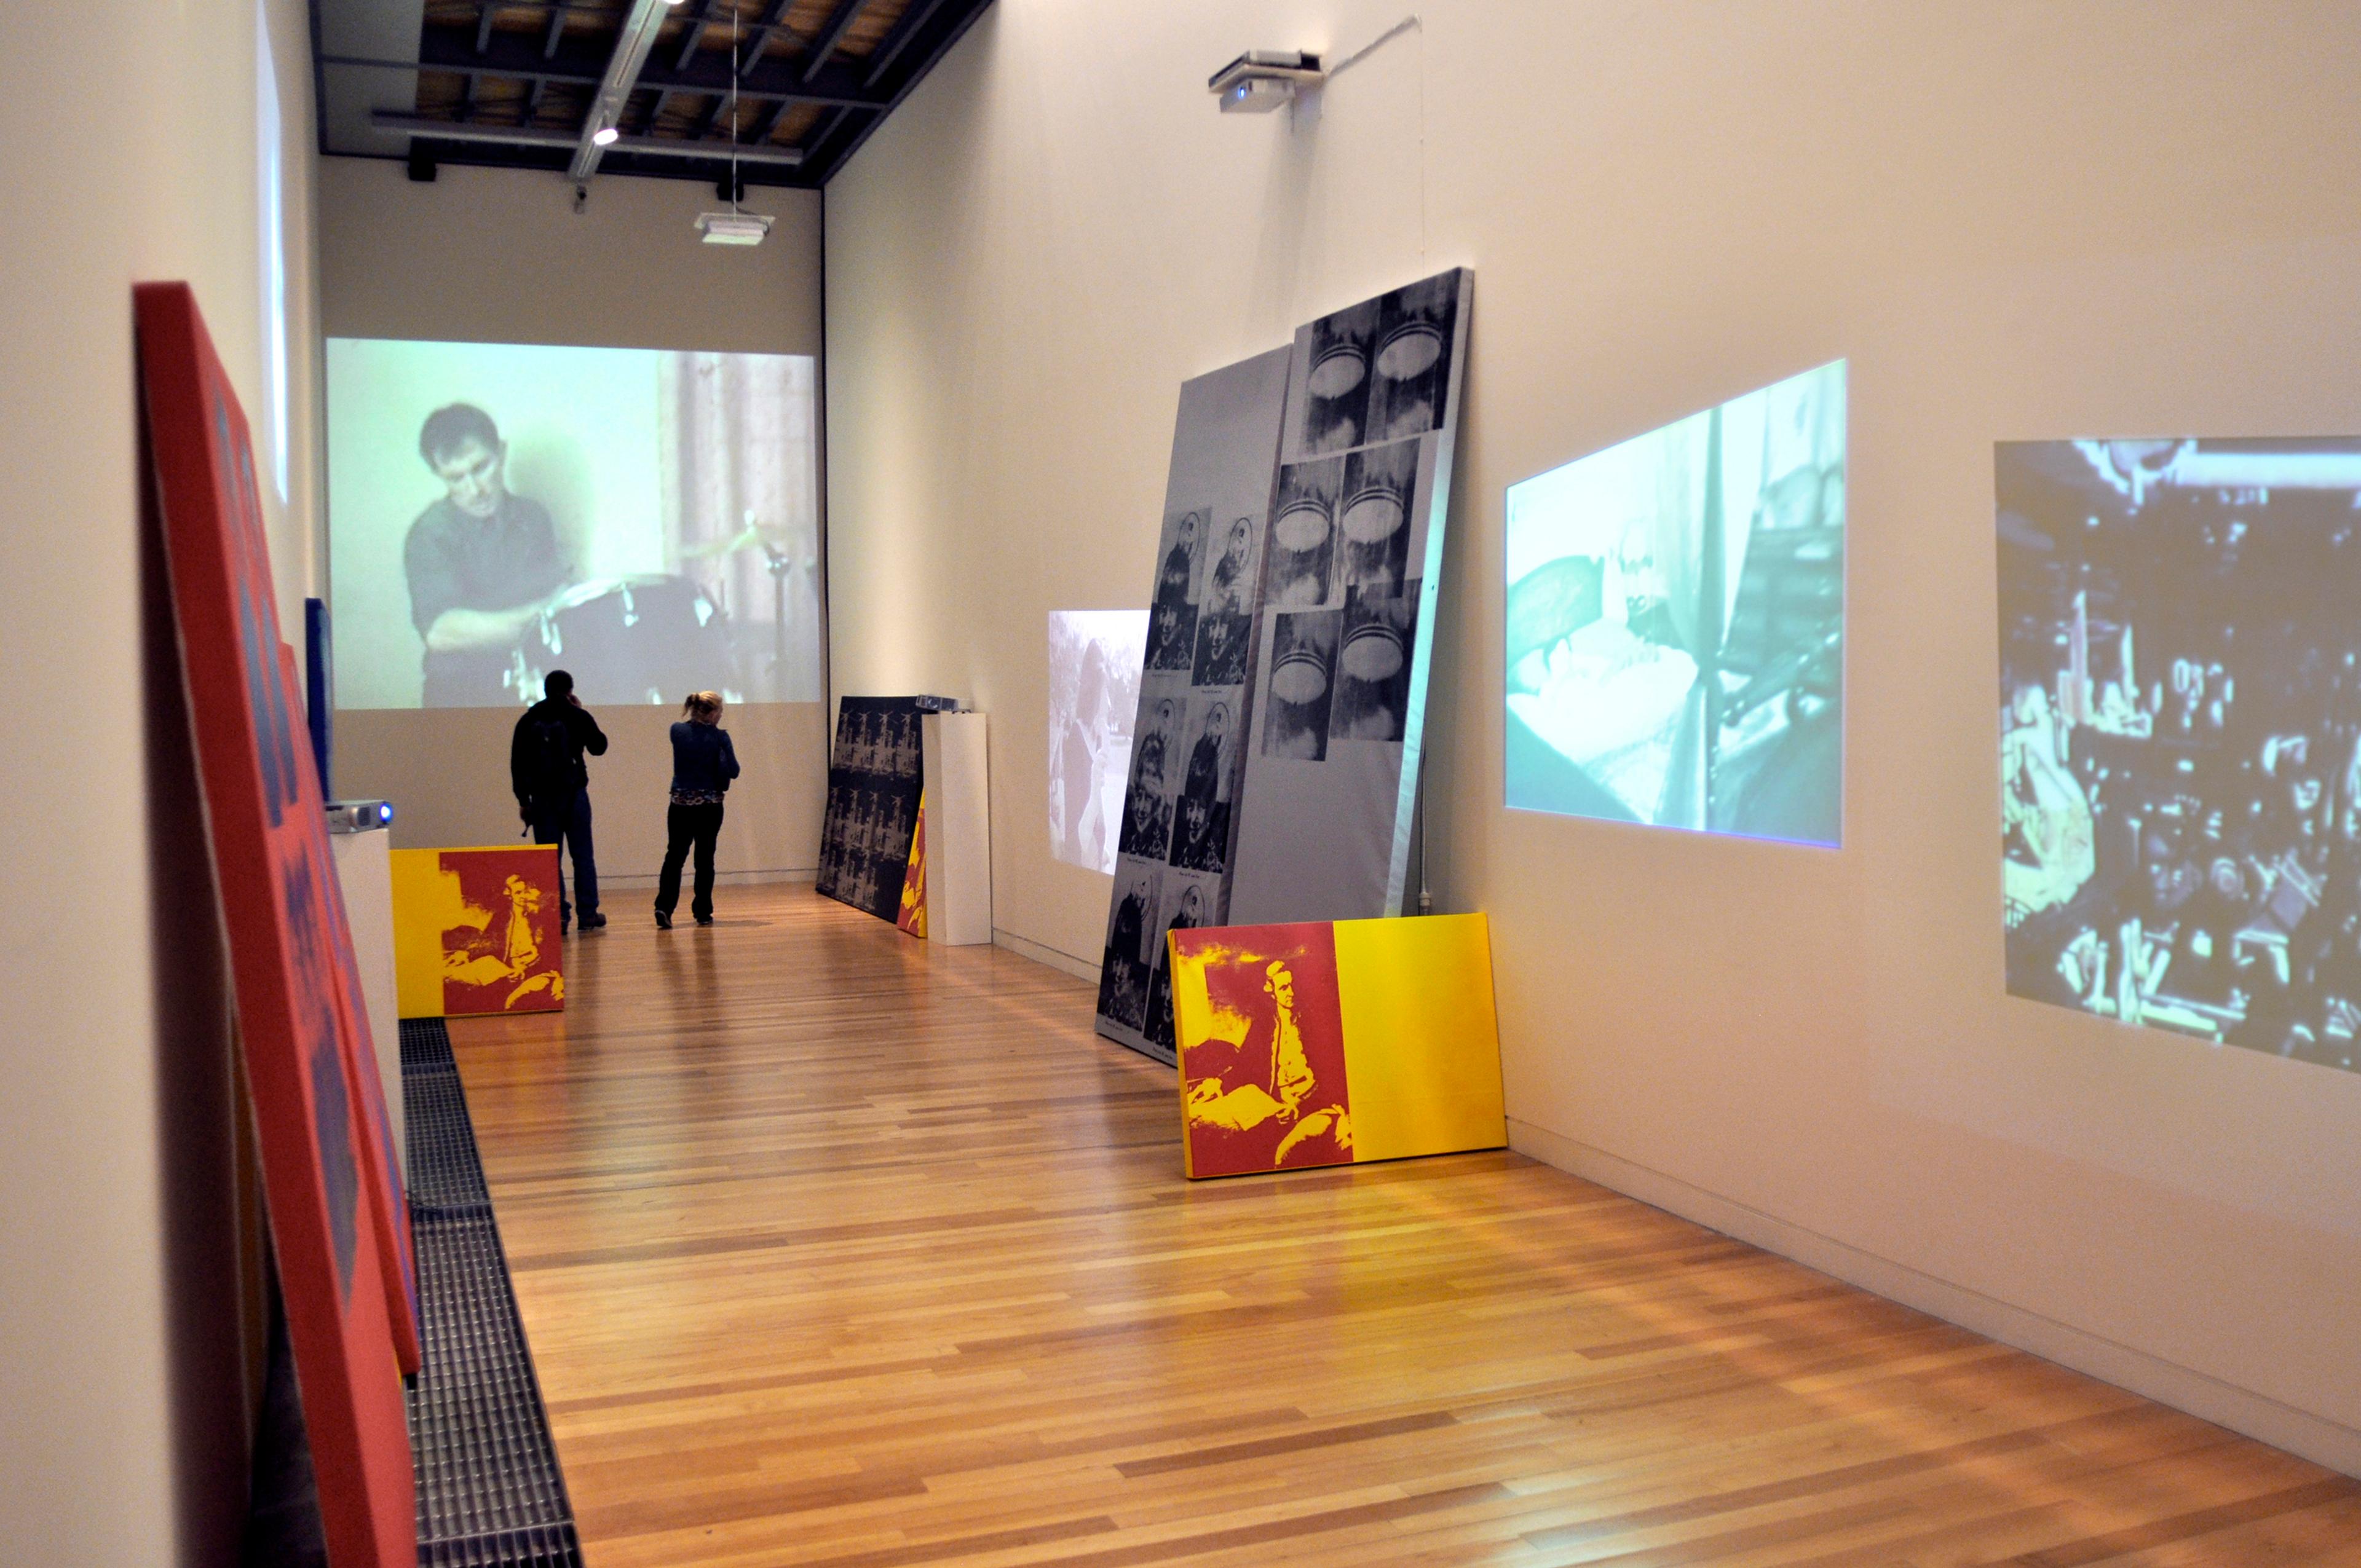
[1999,437,2361,1075]
[1504,361,1846,845]
[326,337,823,709]
[1048,611,1147,875]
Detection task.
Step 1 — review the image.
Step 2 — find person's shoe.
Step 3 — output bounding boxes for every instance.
[581,911,607,931]
[655,910,671,930]
[695,914,714,926]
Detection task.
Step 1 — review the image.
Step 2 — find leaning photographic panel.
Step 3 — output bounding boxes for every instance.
[816,696,926,924]
[1098,268,1473,1051]
[1094,346,1294,1060]
[1999,436,2361,1077]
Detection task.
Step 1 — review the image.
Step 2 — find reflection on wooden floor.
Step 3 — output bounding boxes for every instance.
[448,884,2360,1567]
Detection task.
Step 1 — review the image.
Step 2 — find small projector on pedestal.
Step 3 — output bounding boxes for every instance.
[695,210,773,246]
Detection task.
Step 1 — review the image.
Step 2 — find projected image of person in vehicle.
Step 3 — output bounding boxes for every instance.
[1504,361,1846,846]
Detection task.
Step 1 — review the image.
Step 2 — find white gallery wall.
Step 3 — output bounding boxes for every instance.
[823,1,2361,1469]
[0,1,325,1560]
[317,160,831,881]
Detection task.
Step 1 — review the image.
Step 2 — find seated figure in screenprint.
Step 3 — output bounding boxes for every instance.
[1181,953,1352,1171]
[402,403,574,707]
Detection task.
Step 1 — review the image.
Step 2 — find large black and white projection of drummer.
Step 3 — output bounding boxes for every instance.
[1999,436,2361,1075]
[324,336,823,710]
[1503,360,1846,848]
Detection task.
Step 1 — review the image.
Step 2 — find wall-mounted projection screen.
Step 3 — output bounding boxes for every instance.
[1999,436,2361,1076]
[1048,611,1147,875]
[326,337,823,711]
[1504,360,1846,844]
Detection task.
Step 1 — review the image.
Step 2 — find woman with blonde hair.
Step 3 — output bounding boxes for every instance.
[655,690,740,928]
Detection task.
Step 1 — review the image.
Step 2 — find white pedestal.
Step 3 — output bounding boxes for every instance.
[330,825,405,1179]
[921,711,993,946]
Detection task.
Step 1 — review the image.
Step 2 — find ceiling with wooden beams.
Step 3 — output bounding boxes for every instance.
[312,0,995,188]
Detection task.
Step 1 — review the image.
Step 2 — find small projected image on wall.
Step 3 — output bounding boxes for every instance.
[326,337,823,711]
[1504,360,1846,845]
[1998,436,2361,1076]
[1048,611,1147,876]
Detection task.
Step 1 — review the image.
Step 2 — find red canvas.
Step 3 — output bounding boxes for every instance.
[136,283,417,1568]
[283,642,421,1376]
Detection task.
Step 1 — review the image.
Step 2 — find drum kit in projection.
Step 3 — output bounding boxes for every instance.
[507,513,807,706]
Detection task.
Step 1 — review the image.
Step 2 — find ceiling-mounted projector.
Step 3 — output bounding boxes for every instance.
[1209,50,1324,113]
[695,210,773,246]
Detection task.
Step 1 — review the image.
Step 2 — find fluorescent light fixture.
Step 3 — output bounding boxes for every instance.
[591,125,619,146]
[695,210,774,246]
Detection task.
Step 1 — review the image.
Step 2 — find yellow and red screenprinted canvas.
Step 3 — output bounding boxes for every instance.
[1168,912,1505,1179]
[896,790,928,938]
[390,846,566,1018]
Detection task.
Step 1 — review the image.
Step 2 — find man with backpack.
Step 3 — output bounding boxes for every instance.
[510,669,609,932]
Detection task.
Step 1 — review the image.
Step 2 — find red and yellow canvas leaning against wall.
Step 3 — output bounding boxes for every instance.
[390,846,566,1017]
[896,790,928,938]
[1167,912,1506,1179]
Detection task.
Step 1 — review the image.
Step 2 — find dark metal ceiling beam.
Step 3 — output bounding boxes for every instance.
[323,23,893,108]
[376,111,807,167]
[813,0,989,182]
[802,0,877,82]
[738,0,795,79]
[864,0,953,87]
[670,0,717,71]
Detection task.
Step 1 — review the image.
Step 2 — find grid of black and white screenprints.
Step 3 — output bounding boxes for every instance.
[1096,269,1473,1060]
[1096,350,1291,1061]
[816,696,925,924]
[1225,269,1470,928]
[1999,437,2361,1077]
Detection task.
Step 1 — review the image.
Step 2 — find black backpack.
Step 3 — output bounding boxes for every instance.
[522,709,575,797]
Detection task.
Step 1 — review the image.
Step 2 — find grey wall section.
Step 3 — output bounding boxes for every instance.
[340,702,827,880]
[319,158,822,354]
[318,158,828,877]
[823,1,2361,1474]
[0,2,324,1560]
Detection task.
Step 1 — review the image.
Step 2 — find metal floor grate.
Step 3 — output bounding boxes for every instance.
[403,1066,494,1216]
[402,1017,583,1568]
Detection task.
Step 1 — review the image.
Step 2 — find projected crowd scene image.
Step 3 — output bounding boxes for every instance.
[1047,611,1147,875]
[1504,361,1846,845]
[1999,438,2361,1074]
[326,337,823,709]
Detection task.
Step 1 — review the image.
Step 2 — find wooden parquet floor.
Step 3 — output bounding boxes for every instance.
[446,884,2360,1567]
